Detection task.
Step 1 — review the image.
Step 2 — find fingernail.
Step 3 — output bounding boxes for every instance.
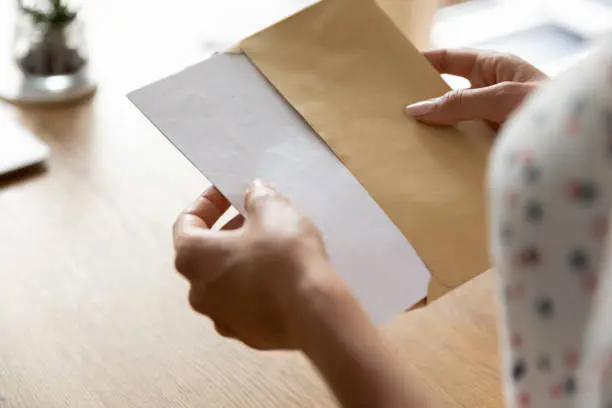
[249,178,265,191]
[405,100,435,117]
[245,179,275,210]
[248,179,272,196]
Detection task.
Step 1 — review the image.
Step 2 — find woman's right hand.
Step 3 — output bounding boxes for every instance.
[173,180,347,351]
[405,49,548,128]
[174,182,433,408]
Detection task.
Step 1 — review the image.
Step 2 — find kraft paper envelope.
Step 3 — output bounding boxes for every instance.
[238,0,494,300]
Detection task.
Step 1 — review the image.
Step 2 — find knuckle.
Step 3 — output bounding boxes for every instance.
[442,89,466,107]
[495,81,525,99]
[438,48,449,73]
[503,52,527,66]
[250,217,326,259]
[188,286,207,314]
[214,322,236,339]
[173,236,199,276]
[497,51,515,61]
[489,50,519,65]
[173,230,194,254]
[253,192,282,212]
[173,251,193,276]
[246,184,276,207]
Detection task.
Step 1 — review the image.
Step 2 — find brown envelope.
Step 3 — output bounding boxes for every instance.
[238,0,494,302]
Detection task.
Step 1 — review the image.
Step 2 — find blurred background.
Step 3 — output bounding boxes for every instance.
[0,0,610,102]
[432,0,612,77]
[0,0,609,110]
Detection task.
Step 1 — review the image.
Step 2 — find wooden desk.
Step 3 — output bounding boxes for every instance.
[0,1,502,406]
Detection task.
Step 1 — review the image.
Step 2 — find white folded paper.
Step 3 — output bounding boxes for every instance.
[129,53,430,323]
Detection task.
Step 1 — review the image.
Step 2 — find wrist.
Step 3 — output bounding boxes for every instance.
[282,261,364,351]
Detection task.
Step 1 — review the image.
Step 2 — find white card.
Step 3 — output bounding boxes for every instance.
[129,53,430,323]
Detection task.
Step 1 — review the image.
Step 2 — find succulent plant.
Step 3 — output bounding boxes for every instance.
[18,0,78,28]
[16,0,85,76]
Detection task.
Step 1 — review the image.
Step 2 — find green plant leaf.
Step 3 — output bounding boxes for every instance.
[20,5,50,24]
[18,0,78,27]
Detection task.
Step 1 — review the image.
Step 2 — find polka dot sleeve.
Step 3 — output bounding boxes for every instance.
[488,44,612,408]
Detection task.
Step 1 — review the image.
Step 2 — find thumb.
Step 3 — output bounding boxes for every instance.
[244,180,303,234]
[405,82,532,125]
[244,179,285,217]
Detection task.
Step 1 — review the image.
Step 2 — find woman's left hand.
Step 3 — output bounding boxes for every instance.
[405,49,547,129]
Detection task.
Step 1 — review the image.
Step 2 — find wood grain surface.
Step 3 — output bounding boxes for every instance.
[0,1,502,407]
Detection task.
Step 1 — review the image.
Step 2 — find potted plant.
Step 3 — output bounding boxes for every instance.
[15,0,87,76]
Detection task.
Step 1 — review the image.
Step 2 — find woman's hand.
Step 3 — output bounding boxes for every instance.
[174,181,432,408]
[173,180,345,351]
[405,49,548,128]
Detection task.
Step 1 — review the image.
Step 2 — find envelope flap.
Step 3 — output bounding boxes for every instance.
[241,0,493,290]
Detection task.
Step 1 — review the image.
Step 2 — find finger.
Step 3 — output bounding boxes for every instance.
[241,337,278,351]
[189,187,232,228]
[405,82,534,125]
[173,187,232,241]
[173,188,239,281]
[214,324,274,350]
[174,230,236,283]
[423,49,480,79]
[214,322,237,339]
[222,214,245,230]
[244,179,288,216]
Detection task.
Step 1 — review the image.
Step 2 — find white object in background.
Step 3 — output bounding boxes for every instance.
[129,53,431,324]
[0,112,50,176]
[432,0,612,77]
